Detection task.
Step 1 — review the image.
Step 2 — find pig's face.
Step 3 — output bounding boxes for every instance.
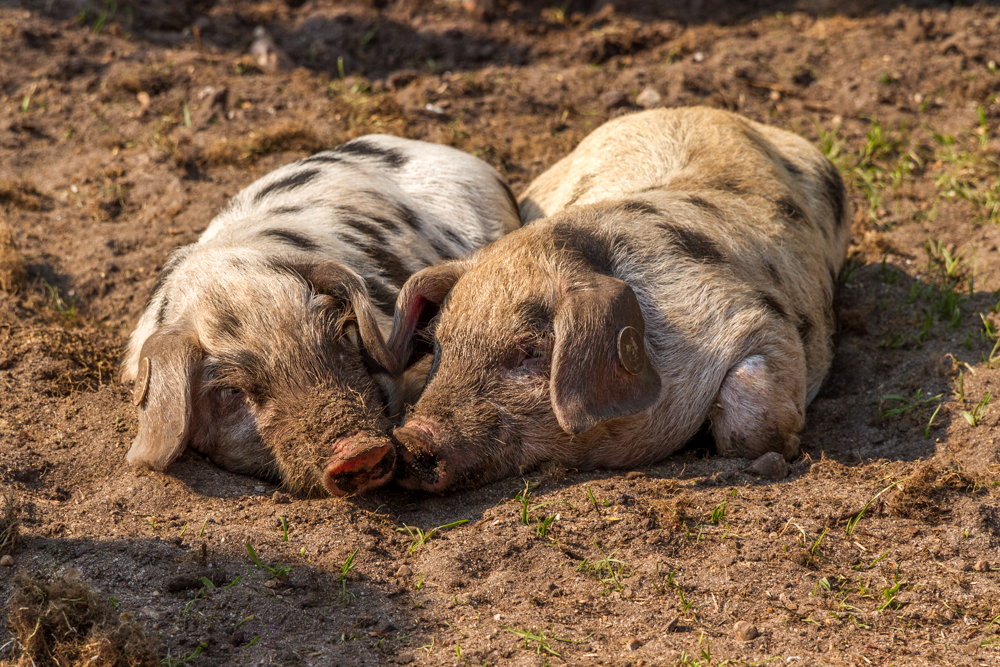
[128,260,398,497]
[389,227,660,492]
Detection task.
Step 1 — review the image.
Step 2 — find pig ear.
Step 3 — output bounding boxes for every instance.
[294,261,399,375]
[127,331,201,471]
[551,275,661,435]
[388,262,468,371]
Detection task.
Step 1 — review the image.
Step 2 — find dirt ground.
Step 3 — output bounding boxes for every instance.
[2,0,1000,665]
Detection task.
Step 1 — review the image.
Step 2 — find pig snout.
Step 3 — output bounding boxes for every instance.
[392,421,451,493]
[324,431,397,497]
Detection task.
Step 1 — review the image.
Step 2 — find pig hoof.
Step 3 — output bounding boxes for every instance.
[324,444,396,497]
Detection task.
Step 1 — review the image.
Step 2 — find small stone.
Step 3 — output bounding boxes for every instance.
[395,564,412,578]
[734,620,758,641]
[253,485,266,493]
[693,51,704,62]
[769,89,782,102]
[638,517,654,531]
[635,87,662,109]
[626,637,642,650]
[1,555,14,567]
[665,617,679,633]
[272,491,291,504]
[973,559,990,572]
[747,452,789,480]
[600,89,629,110]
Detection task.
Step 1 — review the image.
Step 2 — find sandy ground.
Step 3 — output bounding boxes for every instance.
[1,1,1000,665]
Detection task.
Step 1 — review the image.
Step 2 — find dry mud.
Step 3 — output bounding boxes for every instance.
[2,1,1000,666]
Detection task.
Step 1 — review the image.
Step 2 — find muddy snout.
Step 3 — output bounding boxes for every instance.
[392,423,450,492]
[324,431,397,497]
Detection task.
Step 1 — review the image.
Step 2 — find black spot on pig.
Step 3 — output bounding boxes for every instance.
[261,229,321,252]
[254,169,321,203]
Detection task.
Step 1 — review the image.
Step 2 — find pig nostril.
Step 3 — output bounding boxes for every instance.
[393,426,445,487]
[393,426,435,452]
[323,441,396,497]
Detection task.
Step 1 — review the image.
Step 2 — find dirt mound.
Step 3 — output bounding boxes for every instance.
[5,573,159,667]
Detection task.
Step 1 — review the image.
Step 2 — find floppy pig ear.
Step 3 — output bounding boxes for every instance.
[295,261,399,375]
[387,262,467,372]
[127,332,201,471]
[551,274,661,435]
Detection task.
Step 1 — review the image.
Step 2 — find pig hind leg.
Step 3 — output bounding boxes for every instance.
[708,345,805,461]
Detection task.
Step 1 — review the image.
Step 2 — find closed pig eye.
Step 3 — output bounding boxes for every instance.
[516,346,550,371]
[219,387,243,400]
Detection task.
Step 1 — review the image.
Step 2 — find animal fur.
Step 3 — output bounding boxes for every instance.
[389,107,851,491]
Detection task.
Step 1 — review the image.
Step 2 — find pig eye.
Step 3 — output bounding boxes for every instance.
[219,387,243,400]
[517,347,550,370]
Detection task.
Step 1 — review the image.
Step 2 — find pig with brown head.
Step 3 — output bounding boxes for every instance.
[388,108,851,491]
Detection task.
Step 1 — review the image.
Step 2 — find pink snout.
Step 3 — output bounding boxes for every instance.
[323,431,396,497]
[392,420,451,493]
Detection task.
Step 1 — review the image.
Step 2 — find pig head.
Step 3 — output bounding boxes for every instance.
[126,255,398,497]
[388,229,661,492]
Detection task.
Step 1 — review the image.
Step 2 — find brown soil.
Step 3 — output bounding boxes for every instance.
[2,1,1000,665]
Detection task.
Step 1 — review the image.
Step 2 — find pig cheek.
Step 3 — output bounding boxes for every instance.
[192,396,274,477]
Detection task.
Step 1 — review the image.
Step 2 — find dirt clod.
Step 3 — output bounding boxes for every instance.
[0,216,25,294]
[734,620,758,641]
[747,452,789,479]
[973,560,990,572]
[0,554,13,567]
[395,564,412,578]
[6,573,159,667]
[0,493,19,556]
[600,89,629,109]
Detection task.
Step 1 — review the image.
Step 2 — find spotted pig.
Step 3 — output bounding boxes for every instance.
[121,135,521,496]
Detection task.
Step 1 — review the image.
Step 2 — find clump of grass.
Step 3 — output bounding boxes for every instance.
[0,491,20,556]
[397,519,468,555]
[878,388,942,418]
[577,541,634,592]
[885,462,980,521]
[0,178,44,210]
[0,217,25,294]
[6,573,159,667]
[200,122,324,165]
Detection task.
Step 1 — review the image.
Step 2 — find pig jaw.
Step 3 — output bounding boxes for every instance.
[393,412,543,492]
[260,380,396,497]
